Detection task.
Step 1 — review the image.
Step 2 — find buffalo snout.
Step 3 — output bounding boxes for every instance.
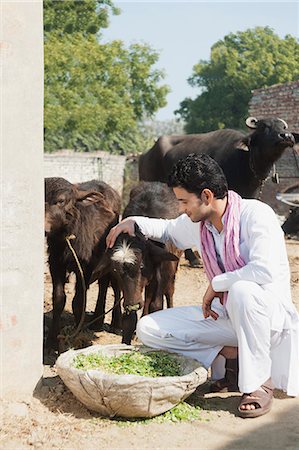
[124,299,144,314]
[278,132,295,146]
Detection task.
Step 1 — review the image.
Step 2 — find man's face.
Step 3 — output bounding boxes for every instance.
[173,187,210,222]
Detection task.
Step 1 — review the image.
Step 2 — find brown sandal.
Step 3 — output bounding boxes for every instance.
[238,380,274,418]
[210,358,239,393]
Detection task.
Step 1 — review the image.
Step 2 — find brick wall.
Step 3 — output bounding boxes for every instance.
[44,150,126,195]
[248,81,299,215]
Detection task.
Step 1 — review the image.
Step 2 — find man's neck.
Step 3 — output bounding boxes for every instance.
[209,196,228,233]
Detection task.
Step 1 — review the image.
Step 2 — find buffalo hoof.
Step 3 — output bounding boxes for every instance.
[87,321,104,331]
[122,336,132,345]
[188,259,201,268]
[107,324,123,336]
[85,312,104,331]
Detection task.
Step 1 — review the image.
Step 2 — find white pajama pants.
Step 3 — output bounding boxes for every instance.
[137,280,286,394]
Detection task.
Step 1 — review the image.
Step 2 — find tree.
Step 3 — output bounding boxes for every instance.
[176,27,299,133]
[44,0,120,37]
[44,34,169,152]
[44,1,169,153]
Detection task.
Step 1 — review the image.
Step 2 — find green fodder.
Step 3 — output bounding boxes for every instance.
[90,401,206,425]
[73,350,181,377]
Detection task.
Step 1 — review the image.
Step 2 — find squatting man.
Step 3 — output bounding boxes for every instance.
[106,154,299,418]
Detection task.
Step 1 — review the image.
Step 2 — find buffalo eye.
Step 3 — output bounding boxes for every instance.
[55,197,65,206]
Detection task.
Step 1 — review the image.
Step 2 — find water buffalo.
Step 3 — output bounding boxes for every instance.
[282,207,299,236]
[277,181,299,237]
[139,117,297,198]
[45,177,121,349]
[139,117,298,266]
[91,182,181,344]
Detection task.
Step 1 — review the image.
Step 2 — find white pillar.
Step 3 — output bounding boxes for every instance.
[1,0,44,399]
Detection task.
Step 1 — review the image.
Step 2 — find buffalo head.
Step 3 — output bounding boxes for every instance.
[45,177,107,234]
[238,117,296,183]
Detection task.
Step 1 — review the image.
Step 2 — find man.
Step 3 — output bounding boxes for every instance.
[107,154,299,418]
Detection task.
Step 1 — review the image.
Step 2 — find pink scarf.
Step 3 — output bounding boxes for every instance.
[200,190,245,304]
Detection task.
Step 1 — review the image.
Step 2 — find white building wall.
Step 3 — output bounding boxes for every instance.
[1,1,44,399]
[44,151,126,195]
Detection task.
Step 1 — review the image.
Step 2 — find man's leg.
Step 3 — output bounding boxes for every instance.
[136,303,237,373]
[226,280,275,416]
[210,347,239,392]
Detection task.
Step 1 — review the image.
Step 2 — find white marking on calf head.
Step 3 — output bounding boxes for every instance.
[111,241,137,265]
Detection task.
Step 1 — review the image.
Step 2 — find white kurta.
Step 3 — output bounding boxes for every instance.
[133,199,299,396]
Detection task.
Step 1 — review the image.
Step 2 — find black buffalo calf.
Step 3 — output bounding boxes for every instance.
[91,182,182,344]
[45,177,121,349]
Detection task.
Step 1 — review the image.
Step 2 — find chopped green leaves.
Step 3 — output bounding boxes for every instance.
[73,350,181,377]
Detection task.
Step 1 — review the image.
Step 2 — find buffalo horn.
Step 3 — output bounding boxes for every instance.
[245,117,258,129]
[278,118,288,129]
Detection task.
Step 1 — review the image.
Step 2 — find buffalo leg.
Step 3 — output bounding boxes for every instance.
[90,274,110,330]
[72,276,86,326]
[149,295,164,313]
[147,271,164,313]
[110,275,122,332]
[142,284,153,316]
[165,274,175,308]
[165,293,173,309]
[47,266,67,349]
[184,249,200,267]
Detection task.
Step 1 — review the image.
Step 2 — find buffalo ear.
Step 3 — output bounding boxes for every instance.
[134,223,147,241]
[147,240,179,264]
[238,137,250,152]
[90,253,111,284]
[76,190,105,205]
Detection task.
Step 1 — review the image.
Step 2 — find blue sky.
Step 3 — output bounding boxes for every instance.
[102,1,299,121]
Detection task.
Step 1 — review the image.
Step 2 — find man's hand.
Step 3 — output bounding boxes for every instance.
[202,283,223,320]
[106,218,136,248]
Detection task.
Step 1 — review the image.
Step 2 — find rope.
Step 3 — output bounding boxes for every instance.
[57,235,122,351]
[57,235,87,350]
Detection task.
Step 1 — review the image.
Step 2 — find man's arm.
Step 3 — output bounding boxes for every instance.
[107,214,200,250]
[202,283,223,320]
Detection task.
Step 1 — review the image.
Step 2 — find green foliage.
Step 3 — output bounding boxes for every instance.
[44,0,120,37]
[176,27,299,133]
[44,33,169,153]
[117,119,185,156]
[73,350,181,377]
[148,401,203,423]
[113,401,204,425]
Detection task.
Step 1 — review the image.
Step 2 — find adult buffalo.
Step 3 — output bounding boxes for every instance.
[45,177,121,349]
[139,117,297,198]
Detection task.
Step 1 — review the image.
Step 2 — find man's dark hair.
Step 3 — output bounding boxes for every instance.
[168,154,228,199]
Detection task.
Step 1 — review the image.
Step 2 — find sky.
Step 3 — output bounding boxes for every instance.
[102,1,299,121]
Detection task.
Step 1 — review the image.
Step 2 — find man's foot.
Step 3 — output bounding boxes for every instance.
[210,358,239,393]
[238,379,274,418]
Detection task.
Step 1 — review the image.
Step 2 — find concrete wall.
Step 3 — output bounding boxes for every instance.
[44,151,126,195]
[248,81,299,215]
[1,1,44,399]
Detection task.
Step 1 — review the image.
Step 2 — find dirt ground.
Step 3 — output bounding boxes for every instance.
[1,239,299,450]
